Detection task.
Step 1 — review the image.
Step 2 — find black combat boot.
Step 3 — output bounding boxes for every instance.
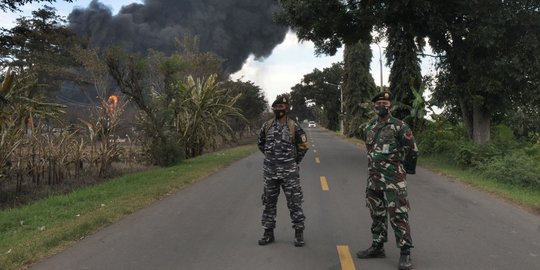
[356,244,386,259]
[398,249,412,270]
[294,229,304,247]
[258,229,274,245]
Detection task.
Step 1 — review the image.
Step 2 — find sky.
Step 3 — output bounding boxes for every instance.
[1,0,437,103]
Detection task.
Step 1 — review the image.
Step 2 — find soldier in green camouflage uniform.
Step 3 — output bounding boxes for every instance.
[257,95,309,247]
[356,92,418,270]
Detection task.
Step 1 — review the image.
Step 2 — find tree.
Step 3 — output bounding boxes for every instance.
[426,0,540,144]
[277,0,377,55]
[289,84,315,122]
[278,0,426,131]
[279,0,540,144]
[385,30,423,122]
[222,79,267,135]
[0,0,72,12]
[342,41,377,136]
[105,48,183,166]
[0,6,78,98]
[289,63,343,131]
[106,46,248,163]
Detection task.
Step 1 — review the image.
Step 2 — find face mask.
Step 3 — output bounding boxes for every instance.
[374,105,390,117]
[273,109,286,118]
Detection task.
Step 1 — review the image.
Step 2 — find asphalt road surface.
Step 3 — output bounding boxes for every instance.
[31,127,540,270]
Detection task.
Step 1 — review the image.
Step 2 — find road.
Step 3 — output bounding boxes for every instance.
[31,128,540,270]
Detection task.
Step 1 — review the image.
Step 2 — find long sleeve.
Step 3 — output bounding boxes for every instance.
[398,124,418,174]
[257,122,267,153]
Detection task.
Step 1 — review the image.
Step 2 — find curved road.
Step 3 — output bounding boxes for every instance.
[31,128,540,270]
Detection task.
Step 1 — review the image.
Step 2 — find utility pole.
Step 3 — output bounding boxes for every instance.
[376,43,384,92]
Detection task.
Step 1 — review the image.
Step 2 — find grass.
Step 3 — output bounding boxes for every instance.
[419,155,540,213]
[0,144,257,270]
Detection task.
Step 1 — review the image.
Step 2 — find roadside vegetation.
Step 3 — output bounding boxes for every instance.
[327,121,540,214]
[417,123,540,212]
[0,7,268,209]
[1,0,539,267]
[0,144,257,270]
[280,1,540,212]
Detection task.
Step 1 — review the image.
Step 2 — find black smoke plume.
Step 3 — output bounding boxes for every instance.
[68,0,287,73]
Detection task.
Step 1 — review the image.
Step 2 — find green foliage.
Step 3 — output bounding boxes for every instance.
[419,122,540,190]
[385,29,423,121]
[523,143,540,161]
[277,0,375,55]
[279,1,540,145]
[288,63,343,131]
[0,6,77,97]
[147,134,185,167]
[221,80,267,132]
[417,122,466,155]
[178,75,245,158]
[395,80,432,134]
[289,88,315,122]
[342,41,377,137]
[480,150,540,191]
[419,155,540,212]
[106,46,247,164]
[453,142,500,168]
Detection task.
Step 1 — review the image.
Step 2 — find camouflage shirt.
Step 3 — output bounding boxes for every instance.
[257,118,309,166]
[363,116,418,190]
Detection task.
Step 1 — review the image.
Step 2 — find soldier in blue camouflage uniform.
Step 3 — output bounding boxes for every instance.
[257,95,309,247]
[356,92,418,270]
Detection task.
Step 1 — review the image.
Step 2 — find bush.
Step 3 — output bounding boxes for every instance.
[452,141,500,168]
[147,135,185,166]
[417,122,467,155]
[480,151,540,190]
[419,121,540,190]
[522,143,540,162]
[491,124,520,152]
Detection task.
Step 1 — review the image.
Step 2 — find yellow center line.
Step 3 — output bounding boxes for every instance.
[336,245,356,270]
[320,176,329,191]
[315,157,320,164]
[312,144,316,148]
[313,149,317,153]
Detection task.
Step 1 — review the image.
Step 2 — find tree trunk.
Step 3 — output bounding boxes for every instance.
[458,96,473,140]
[472,103,491,144]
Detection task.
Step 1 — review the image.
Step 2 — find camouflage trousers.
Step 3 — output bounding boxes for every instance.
[366,187,413,249]
[261,165,305,230]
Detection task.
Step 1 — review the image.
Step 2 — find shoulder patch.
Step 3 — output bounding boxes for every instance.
[301,134,307,143]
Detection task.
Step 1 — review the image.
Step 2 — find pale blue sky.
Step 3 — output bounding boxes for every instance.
[1,0,435,102]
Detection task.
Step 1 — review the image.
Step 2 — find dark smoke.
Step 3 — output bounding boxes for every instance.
[68,0,287,73]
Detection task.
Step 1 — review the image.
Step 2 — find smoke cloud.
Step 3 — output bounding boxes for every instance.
[68,0,287,73]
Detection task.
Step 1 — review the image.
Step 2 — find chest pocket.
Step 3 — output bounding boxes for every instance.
[377,127,399,154]
[366,129,376,145]
[379,129,397,144]
[265,124,292,152]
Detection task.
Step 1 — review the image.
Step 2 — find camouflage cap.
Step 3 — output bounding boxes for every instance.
[371,91,392,102]
[272,95,289,107]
